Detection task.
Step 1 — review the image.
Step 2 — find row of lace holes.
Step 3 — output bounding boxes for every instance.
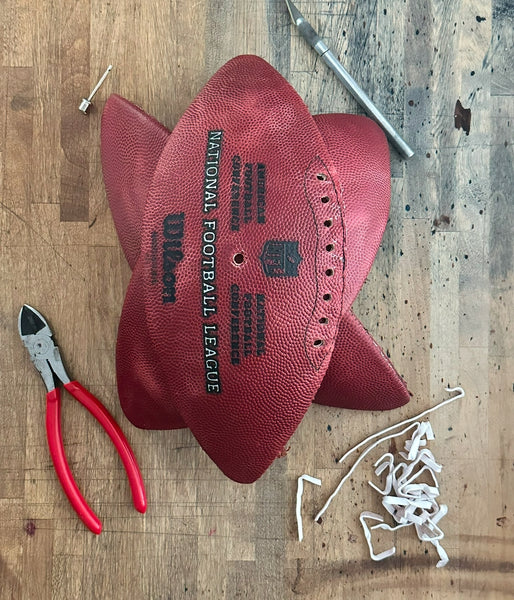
[314,173,335,348]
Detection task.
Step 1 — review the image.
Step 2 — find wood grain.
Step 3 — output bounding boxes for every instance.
[1,0,512,598]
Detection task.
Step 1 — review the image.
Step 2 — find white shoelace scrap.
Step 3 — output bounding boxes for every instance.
[296,474,322,542]
[296,386,466,568]
[362,421,449,567]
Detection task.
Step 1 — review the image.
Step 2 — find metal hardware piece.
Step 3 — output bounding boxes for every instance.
[285,0,414,159]
[79,65,113,114]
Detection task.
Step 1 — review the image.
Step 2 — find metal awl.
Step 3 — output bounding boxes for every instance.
[79,65,113,114]
[285,0,414,159]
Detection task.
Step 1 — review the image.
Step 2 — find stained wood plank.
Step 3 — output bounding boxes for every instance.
[59,0,90,222]
[0,0,512,598]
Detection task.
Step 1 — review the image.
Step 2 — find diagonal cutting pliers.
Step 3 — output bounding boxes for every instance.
[18,304,147,534]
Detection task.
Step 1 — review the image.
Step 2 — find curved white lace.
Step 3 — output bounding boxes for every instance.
[296,386,466,568]
[296,474,322,542]
[364,421,450,567]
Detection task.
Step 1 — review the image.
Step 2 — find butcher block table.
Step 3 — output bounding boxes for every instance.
[1,0,512,598]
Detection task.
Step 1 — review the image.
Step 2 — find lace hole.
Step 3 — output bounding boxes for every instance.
[233,252,245,265]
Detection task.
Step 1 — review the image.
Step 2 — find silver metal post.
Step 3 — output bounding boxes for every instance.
[79,65,113,114]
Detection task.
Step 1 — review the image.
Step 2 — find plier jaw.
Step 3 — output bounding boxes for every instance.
[19,305,70,392]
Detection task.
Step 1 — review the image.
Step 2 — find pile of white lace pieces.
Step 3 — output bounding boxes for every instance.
[360,420,448,567]
[296,386,466,568]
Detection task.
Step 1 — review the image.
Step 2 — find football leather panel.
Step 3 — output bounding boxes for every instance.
[315,310,410,410]
[138,55,347,482]
[103,55,410,483]
[101,94,171,269]
[117,260,186,429]
[312,113,408,409]
[313,113,390,313]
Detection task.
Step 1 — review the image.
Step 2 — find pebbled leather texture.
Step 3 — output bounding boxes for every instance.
[315,310,411,410]
[101,95,171,270]
[312,113,391,314]
[311,113,410,409]
[101,55,410,483]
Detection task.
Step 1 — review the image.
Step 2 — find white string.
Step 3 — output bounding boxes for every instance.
[338,387,464,465]
[361,417,454,567]
[296,474,322,542]
[313,386,465,521]
[314,422,421,522]
[433,539,449,568]
[359,512,397,561]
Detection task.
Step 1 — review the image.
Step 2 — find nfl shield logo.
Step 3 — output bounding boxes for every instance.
[259,240,302,278]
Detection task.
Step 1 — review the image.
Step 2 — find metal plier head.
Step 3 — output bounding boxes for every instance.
[18,305,70,392]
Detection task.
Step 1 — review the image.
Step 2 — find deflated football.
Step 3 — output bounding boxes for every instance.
[101,55,409,483]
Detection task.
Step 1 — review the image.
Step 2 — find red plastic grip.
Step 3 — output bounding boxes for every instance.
[45,383,147,534]
[46,388,103,534]
[63,381,147,513]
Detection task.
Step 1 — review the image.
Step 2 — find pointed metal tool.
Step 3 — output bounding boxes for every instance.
[284,0,414,159]
[79,65,113,114]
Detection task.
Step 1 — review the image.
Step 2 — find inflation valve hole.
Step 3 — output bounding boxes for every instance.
[326,244,334,252]
[321,196,330,204]
[326,268,334,277]
[313,339,324,347]
[316,173,327,181]
[324,219,333,227]
[323,293,332,301]
[233,252,245,265]
[319,317,328,324]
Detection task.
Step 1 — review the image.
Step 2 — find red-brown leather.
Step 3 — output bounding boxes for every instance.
[101,95,170,270]
[311,113,410,409]
[116,260,186,429]
[312,113,391,314]
[315,310,410,409]
[101,55,410,483]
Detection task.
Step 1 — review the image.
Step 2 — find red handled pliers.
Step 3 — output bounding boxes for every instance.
[18,304,147,534]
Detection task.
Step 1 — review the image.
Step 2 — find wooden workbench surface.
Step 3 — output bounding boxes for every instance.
[1,1,512,598]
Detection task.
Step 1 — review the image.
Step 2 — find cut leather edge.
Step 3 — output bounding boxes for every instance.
[314,310,410,410]
[101,94,171,270]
